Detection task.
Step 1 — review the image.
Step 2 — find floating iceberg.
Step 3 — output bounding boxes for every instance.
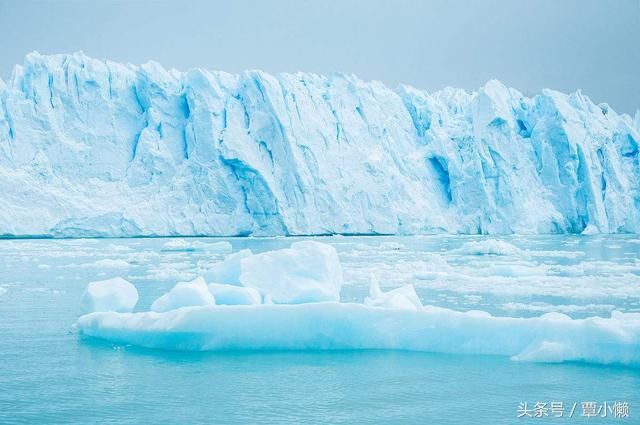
[1,52,639,237]
[77,303,640,367]
[451,239,522,256]
[162,239,196,251]
[77,242,640,367]
[162,239,232,252]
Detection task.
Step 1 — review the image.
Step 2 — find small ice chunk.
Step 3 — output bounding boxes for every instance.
[151,277,215,312]
[162,239,232,252]
[81,277,138,313]
[239,241,342,304]
[452,239,521,256]
[364,275,423,311]
[162,238,194,251]
[196,241,233,253]
[91,259,130,269]
[203,249,253,285]
[208,283,262,305]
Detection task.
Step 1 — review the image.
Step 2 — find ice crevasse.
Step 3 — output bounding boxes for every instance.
[77,241,640,367]
[1,52,640,237]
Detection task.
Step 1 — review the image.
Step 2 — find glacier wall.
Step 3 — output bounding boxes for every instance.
[0,52,639,237]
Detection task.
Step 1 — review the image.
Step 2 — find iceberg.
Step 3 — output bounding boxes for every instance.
[451,239,522,256]
[76,242,640,367]
[162,239,232,252]
[1,52,639,237]
[77,302,640,367]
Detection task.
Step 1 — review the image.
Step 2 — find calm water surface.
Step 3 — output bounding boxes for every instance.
[1,235,639,424]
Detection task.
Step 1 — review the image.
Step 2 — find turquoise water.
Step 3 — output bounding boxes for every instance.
[1,236,639,424]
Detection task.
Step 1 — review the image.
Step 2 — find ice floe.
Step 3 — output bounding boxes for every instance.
[90,259,131,269]
[76,241,640,367]
[77,303,640,367]
[162,239,232,253]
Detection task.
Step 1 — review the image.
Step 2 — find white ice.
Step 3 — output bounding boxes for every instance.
[77,303,640,367]
[76,241,640,367]
[2,52,639,237]
[80,277,138,313]
[364,275,423,311]
[208,283,262,305]
[150,277,215,313]
[238,241,343,304]
[202,249,252,285]
[451,239,522,256]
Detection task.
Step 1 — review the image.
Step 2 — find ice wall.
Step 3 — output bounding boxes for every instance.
[1,52,638,237]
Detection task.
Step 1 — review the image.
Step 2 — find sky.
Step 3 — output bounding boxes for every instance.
[1,0,638,113]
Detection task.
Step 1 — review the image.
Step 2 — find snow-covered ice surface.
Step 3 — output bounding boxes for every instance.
[2,235,640,423]
[1,52,639,237]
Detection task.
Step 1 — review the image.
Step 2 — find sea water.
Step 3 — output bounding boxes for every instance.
[1,235,639,424]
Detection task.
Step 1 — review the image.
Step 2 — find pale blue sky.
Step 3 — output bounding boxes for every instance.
[1,0,638,113]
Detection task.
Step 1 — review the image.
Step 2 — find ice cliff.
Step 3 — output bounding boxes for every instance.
[1,52,639,237]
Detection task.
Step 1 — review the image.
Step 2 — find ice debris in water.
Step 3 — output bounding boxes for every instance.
[151,277,215,313]
[452,239,522,256]
[162,239,195,251]
[81,277,138,313]
[162,239,232,252]
[76,242,640,367]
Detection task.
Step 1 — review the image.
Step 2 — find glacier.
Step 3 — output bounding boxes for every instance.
[1,51,639,237]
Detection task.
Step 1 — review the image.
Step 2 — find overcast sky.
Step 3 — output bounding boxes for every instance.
[1,0,638,113]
